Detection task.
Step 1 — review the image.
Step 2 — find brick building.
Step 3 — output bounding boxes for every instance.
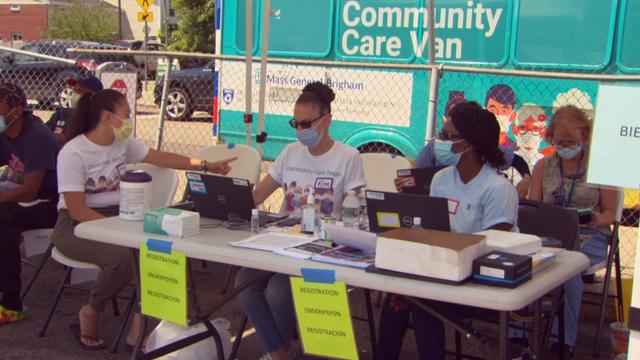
[0,1,51,45]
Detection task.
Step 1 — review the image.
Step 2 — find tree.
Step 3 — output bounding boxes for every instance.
[43,0,118,42]
[169,0,215,53]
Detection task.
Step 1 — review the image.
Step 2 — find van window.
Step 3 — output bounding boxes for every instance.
[512,0,617,70]
[268,0,333,58]
[617,0,640,72]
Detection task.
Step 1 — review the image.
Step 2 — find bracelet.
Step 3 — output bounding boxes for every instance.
[201,159,208,173]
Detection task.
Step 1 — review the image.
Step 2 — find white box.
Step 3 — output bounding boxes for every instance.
[476,230,542,255]
[375,228,487,282]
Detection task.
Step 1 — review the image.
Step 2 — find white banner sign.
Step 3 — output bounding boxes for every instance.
[219,62,413,127]
[587,84,640,189]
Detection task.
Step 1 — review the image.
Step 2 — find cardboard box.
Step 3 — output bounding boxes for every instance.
[375,228,487,282]
[144,208,200,238]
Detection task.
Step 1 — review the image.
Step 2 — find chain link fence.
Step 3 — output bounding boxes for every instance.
[1,41,638,277]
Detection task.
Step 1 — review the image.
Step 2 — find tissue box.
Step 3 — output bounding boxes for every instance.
[144,208,200,238]
[472,251,532,288]
[375,228,486,282]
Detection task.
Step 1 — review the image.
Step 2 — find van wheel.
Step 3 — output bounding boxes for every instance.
[358,142,404,156]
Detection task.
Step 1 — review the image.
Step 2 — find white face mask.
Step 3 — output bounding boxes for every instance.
[69,92,82,108]
[110,113,134,141]
[495,112,513,132]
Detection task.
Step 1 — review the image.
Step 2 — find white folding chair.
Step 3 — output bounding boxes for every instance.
[360,153,411,192]
[196,143,262,184]
[125,163,180,208]
[20,228,55,300]
[40,164,179,353]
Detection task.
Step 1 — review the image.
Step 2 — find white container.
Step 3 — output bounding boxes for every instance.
[145,318,232,360]
[119,170,152,221]
[342,190,360,228]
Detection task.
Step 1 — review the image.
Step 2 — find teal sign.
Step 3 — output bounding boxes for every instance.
[336,0,511,64]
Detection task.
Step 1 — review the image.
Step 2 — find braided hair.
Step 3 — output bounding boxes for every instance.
[449,101,505,169]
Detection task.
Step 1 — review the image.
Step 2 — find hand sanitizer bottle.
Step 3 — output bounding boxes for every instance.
[301,190,317,234]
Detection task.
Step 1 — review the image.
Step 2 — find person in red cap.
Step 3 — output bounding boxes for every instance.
[45,74,103,142]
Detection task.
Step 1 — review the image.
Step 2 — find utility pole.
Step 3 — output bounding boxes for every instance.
[118,0,123,39]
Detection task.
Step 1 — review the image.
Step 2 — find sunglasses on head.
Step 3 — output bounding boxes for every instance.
[288,113,327,129]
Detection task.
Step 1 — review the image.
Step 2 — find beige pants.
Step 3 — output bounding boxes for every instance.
[52,208,132,312]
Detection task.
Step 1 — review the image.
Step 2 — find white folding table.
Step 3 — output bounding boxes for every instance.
[75,217,590,360]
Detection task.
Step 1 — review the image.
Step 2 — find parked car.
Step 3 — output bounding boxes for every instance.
[112,40,166,78]
[154,61,214,121]
[0,40,137,107]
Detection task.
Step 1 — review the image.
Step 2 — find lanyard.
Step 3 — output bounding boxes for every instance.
[558,152,584,207]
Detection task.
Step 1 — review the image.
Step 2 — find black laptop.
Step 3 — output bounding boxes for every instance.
[396,166,446,195]
[365,190,450,233]
[186,172,286,224]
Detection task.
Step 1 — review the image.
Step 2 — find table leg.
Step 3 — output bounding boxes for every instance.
[532,298,542,359]
[499,311,508,360]
[558,288,565,360]
[129,249,146,360]
[363,289,376,354]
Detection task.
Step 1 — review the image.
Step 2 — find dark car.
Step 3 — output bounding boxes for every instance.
[154,61,214,121]
[0,40,136,107]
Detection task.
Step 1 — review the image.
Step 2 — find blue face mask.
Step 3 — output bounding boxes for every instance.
[433,139,465,166]
[296,126,323,148]
[556,144,582,160]
[0,108,16,134]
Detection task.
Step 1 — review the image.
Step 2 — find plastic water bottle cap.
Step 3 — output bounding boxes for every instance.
[252,209,259,215]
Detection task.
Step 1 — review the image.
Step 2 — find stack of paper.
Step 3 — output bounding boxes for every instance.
[475,230,542,255]
[144,208,200,237]
[230,233,311,252]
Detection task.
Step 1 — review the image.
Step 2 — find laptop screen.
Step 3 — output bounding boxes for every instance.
[365,190,450,233]
[186,172,254,221]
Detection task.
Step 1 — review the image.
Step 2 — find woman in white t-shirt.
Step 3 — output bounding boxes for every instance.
[52,89,236,350]
[235,82,366,360]
[375,101,519,360]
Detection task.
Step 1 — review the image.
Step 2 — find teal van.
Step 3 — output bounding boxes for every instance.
[214,0,639,166]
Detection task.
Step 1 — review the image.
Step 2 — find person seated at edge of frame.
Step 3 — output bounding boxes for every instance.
[402,91,532,198]
[528,105,617,356]
[235,81,366,360]
[376,101,519,360]
[0,82,60,325]
[52,89,236,350]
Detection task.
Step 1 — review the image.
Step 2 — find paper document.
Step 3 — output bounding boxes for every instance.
[325,223,377,252]
[230,233,313,252]
[531,250,557,274]
[311,246,375,269]
[275,239,335,260]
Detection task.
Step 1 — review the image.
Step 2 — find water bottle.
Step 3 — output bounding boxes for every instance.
[301,191,317,234]
[358,187,369,231]
[412,217,422,229]
[251,208,260,233]
[342,190,360,228]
